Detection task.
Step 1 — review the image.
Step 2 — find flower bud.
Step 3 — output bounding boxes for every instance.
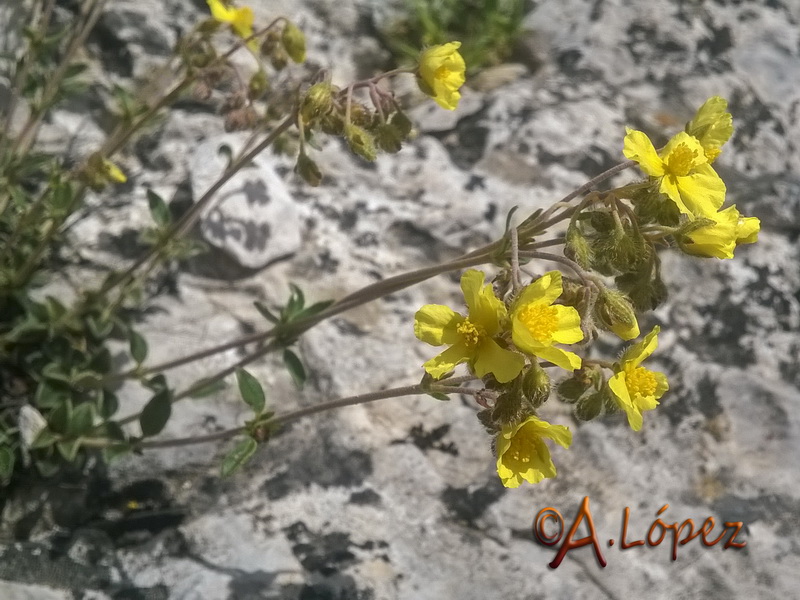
[270,47,288,70]
[374,123,403,153]
[522,362,550,408]
[295,152,322,187]
[575,391,604,421]
[594,288,639,340]
[556,371,592,404]
[281,21,306,63]
[390,110,413,138]
[300,82,336,123]
[248,70,269,100]
[344,123,377,161]
[565,224,593,270]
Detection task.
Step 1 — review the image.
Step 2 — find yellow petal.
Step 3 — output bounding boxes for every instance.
[230,6,254,39]
[414,305,463,346]
[620,325,660,368]
[532,345,582,371]
[460,270,505,335]
[653,371,670,398]
[207,0,236,22]
[736,215,760,245]
[609,315,640,341]
[675,163,726,217]
[515,271,563,308]
[684,206,738,259]
[623,128,665,177]
[472,338,525,383]
[423,342,471,378]
[686,96,733,151]
[608,372,642,431]
[550,305,584,344]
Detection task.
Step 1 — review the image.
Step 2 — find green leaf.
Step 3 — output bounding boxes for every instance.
[48,399,72,434]
[187,378,227,398]
[294,300,335,321]
[57,439,81,462]
[144,374,168,391]
[286,284,305,316]
[71,371,104,389]
[0,446,15,484]
[68,402,95,437]
[220,437,258,477]
[283,349,306,389]
[426,392,451,401]
[30,429,59,450]
[129,329,148,364]
[140,389,172,437]
[147,189,170,227]
[63,63,88,79]
[254,301,281,324]
[42,362,71,384]
[235,368,266,414]
[35,381,71,409]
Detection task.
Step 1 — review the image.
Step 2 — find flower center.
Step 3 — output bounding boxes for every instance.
[434,65,452,80]
[704,147,721,164]
[457,318,485,347]
[518,303,559,342]
[666,143,698,177]
[625,366,657,399]
[508,436,531,464]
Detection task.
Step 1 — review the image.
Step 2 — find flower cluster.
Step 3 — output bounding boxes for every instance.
[624,97,760,259]
[413,96,758,490]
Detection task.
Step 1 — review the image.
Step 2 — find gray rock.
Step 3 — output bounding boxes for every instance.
[190,134,303,270]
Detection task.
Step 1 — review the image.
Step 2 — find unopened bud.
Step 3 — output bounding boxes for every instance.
[281,21,306,63]
[522,362,550,408]
[248,70,269,100]
[300,82,336,123]
[575,391,604,421]
[374,123,403,153]
[270,47,288,70]
[556,371,592,404]
[565,225,593,269]
[595,288,639,340]
[390,110,414,138]
[344,123,377,161]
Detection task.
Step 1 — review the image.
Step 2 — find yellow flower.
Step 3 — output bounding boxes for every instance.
[414,270,525,383]
[510,271,583,371]
[683,205,760,259]
[623,128,726,218]
[101,158,126,183]
[496,415,572,487]
[417,42,466,111]
[207,0,254,40]
[685,96,733,163]
[608,326,669,431]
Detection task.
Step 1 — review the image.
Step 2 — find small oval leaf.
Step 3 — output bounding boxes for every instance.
[129,330,148,365]
[220,437,258,477]
[283,349,306,389]
[235,368,265,414]
[140,390,172,437]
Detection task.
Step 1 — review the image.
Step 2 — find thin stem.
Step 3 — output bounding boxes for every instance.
[527,160,636,232]
[510,226,522,294]
[135,382,435,449]
[520,250,603,289]
[101,114,295,297]
[113,251,493,381]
